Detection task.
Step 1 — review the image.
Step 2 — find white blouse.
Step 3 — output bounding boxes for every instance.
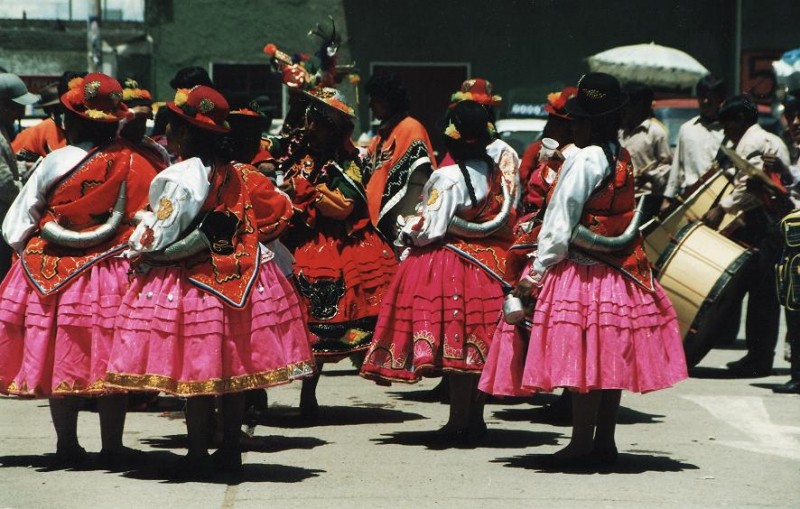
[127,156,211,255]
[2,143,93,252]
[401,159,492,247]
[533,145,612,275]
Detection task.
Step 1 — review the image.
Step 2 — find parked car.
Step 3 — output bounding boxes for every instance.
[495,117,547,155]
[653,98,784,149]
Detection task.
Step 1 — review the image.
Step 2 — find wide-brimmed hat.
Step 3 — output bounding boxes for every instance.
[303,87,356,118]
[167,85,230,133]
[565,72,628,118]
[0,73,40,106]
[450,78,502,108]
[60,72,128,122]
[544,86,578,119]
[121,78,153,109]
[35,81,60,108]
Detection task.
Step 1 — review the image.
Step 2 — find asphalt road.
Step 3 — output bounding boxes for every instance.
[0,334,797,509]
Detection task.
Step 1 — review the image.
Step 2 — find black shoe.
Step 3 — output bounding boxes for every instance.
[98,446,147,469]
[54,445,89,467]
[593,446,619,465]
[726,356,772,377]
[211,447,242,473]
[772,380,800,394]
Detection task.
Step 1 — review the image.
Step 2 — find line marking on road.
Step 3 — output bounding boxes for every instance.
[683,395,800,461]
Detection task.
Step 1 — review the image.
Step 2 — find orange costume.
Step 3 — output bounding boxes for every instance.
[12,117,67,162]
[363,115,435,242]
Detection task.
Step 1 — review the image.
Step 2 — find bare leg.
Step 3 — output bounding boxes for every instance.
[185,396,213,458]
[97,393,128,453]
[49,396,84,457]
[300,362,322,419]
[593,389,621,456]
[555,390,601,457]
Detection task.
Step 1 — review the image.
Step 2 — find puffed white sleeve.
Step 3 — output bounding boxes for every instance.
[400,171,465,247]
[533,146,610,274]
[127,157,211,255]
[2,157,48,251]
[2,146,88,252]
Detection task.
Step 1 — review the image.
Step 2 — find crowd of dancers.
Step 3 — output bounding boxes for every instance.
[0,54,796,477]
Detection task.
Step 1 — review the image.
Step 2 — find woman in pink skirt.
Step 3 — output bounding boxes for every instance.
[361,100,516,443]
[510,73,687,466]
[0,73,156,464]
[104,86,314,474]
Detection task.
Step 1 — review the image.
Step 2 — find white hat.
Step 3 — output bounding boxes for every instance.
[0,73,40,105]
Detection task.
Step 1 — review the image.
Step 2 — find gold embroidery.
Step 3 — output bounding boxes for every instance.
[105,361,315,396]
[584,89,606,99]
[427,188,440,207]
[156,197,174,220]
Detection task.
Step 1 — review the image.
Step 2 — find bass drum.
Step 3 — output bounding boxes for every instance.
[655,222,752,367]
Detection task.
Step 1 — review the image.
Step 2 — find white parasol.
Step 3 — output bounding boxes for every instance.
[587,42,710,89]
[773,48,800,92]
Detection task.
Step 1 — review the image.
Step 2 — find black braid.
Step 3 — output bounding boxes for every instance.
[458,161,478,207]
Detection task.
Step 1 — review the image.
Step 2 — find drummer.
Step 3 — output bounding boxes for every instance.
[619,82,672,222]
[662,75,726,210]
[703,94,791,378]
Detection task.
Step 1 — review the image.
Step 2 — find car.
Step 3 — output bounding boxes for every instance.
[653,98,784,149]
[494,117,546,155]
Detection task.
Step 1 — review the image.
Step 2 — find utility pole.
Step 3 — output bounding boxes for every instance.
[87,0,102,72]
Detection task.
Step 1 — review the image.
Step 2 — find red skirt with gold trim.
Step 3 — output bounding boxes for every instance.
[360,246,504,384]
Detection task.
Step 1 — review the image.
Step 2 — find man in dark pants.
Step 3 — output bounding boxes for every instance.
[704,95,791,377]
[772,92,800,393]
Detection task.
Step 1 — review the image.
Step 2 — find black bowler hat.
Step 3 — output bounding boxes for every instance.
[565,72,628,118]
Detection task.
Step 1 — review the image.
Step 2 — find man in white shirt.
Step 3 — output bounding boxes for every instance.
[704,95,791,377]
[662,76,726,207]
[619,82,671,221]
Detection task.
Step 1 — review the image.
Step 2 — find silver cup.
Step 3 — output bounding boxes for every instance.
[502,294,525,324]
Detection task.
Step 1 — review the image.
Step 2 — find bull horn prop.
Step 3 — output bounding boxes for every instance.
[40,182,127,249]
[570,196,646,253]
[448,177,512,238]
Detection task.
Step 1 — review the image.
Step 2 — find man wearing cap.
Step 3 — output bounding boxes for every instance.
[663,75,727,207]
[0,72,39,279]
[363,71,436,245]
[11,81,66,171]
[12,72,85,176]
[704,94,791,377]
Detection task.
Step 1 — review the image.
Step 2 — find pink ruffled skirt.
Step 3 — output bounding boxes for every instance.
[105,260,315,396]
[360,247,504,383]
[0,258,129,397]
[520,260,688,394]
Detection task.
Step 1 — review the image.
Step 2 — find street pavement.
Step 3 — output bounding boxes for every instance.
[0,333,798,508]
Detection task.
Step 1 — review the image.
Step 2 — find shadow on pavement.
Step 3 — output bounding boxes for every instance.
[492,451,699,474]
[141,434,328,453]
[491,405,664,427]
[0,448,325,484]
[122,458,324,484]
[262,405,426,428]
[371,428,561,451]
[690,366,790,379]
